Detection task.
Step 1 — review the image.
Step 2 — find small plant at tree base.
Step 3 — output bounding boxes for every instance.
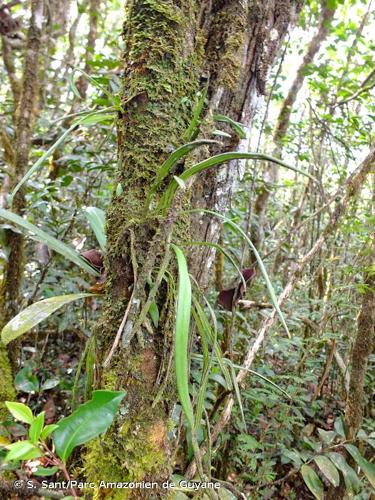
[0,390,125,498]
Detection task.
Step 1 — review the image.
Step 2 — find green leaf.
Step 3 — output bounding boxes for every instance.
[328,452,361,493]
[317,428,336,444]
[4,440,42,462]
[1,294,95,345]
[334,416,346,438]
[149,302,159,328]
[159,151,317,209]
[146,140,219,208]
[83,207,106,252]
[300,464,324,500]
[170,244,194,429]
[33,466,59,477]
[344,444,375,489]
[188,209,291,338]
[5,402,34,424]
[73,112,113,126]
[0,209,100,276]
[314,455,340,487]
[9,108,115,201]
[213,114,246,139]
[41,378,60,391]
[15,366,40,393]
[29,412,45,444]
[53,390,126,463]
[40,424,59,440]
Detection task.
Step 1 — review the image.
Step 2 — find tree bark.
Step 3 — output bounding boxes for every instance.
[84,0,303,492]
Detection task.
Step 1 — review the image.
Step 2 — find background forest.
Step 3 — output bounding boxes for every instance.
[0,0,374,499]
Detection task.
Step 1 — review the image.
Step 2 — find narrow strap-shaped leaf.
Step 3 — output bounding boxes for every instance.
[171,244,195,429]
[0,208,100,276]
[213,114,247,139]
[186,209,291,338]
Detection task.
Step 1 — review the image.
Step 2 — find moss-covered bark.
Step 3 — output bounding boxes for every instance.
[84,1,304,495]
[84,1,203,496]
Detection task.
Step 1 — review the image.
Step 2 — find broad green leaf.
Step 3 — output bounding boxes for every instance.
[41,378,60,391]
[15,366,40,393]
[53,390,126,463]
[33,466,59,477]
[29,412,45,444]
[84,206,106,251]
[300,464,324,500]
[40,424,59,440]
[5,402,34,424]
[317,428,336,444]
[4,440,42,462]
[170,244,194,429]
[1,293,95,345]
[314,455,340,487]
[328,452,361,493]
[334,416,346,438]
[0,209,99,276]
[281,449,303,468]
[344,444,375,489]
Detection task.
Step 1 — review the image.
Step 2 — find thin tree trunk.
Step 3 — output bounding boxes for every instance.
[253,0,335,249]
[0,0,45,415]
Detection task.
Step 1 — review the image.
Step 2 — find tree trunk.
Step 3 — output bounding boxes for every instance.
[84,0,302,493]
[0,0,45,417]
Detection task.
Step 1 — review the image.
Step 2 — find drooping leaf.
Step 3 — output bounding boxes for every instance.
[300,464,324,500]
[334,416,346,438]
[159,152,317,209]
[213,114,247,139]
[0,209,100,276]
[344,444,375,489]
[1,293,95,345]
[5,402,34,424]
[170,244,194,429]
[328,452,361,493]
[10,108,115,200]
[83,207,106,251]
[317,428,336,444]
[53,390,126,463]
[314,455,340,487]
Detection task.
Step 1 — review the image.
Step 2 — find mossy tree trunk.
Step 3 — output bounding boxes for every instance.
[85,0,303,495]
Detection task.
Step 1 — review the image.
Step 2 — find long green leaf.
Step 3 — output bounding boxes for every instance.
[1,293,95,345]
[84,206,106,251]
[10,108,114,200]
[314,455,340,487]
[328,452,361,493]
[159,152,317,209]
[147,140,219,208]
[301,464,324,500]
[54,390,126,463]
[171,244,194,429]
[187,209,291,338]
[0,208,99,276]
[344,444,375,489]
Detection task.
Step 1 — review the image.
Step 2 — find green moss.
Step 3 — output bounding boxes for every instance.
[0,343,16,420]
